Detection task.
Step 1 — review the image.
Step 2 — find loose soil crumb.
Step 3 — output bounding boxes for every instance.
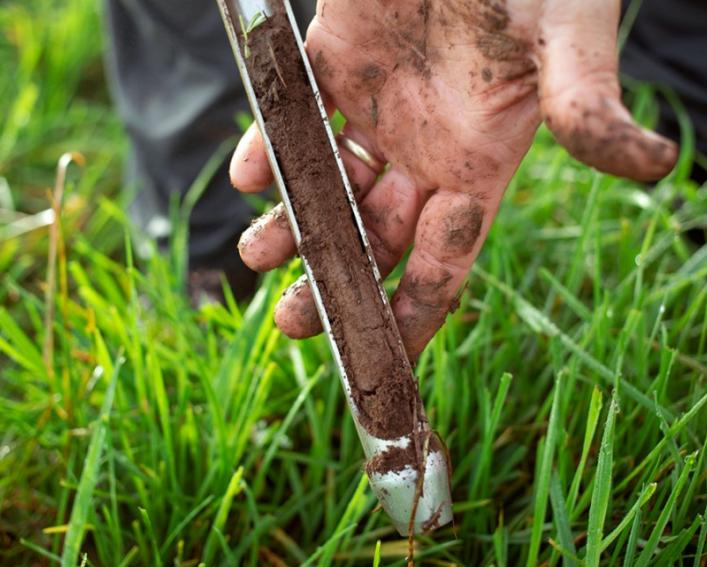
[243,4,423,440]
[443,201,484,256]
[366,435,443,476]
[366,444,417,476]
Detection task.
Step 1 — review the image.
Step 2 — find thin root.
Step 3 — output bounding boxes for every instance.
[407,426,432,567]
[268,41,287,88]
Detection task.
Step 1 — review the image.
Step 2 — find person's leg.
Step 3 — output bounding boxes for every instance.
[621,0,707,184]
[621,0,707,245]
[103,0,315,301]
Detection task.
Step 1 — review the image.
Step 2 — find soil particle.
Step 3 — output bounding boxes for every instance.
[421,504,444,532]
[478,0,509,29]
[364,228,397,273]
[349,181,364,198]
[399,271,453,309]
[360,201,391,231]
[366,444,416,476]
[271,202,290,230]
[313,50,333,79]
[366,434,443,476]
[238,217,264,255]
[357,62,387,96]
[418,0,430,20]
[442,201,484,257]
[559,97,675,177]
[448,296,461,314]
[392,1,433,79]
[359,63,384,83]
[476,31,526,62]
[438,0,509,34]
[394,272,454,361]
[243,4,423,439]
[394,301,448,362]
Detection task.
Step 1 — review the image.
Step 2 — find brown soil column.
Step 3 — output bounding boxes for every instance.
[242,4,423,442]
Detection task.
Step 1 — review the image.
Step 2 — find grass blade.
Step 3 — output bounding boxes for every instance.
[549,471,578,567]
[622,504,642,567]
[312,473,370,567]
[568,386,603,515]
[137,508,162,567]
[159,496,214,556]
[20,539,62,564]
[526,373,563,567]
[61,356,123,567]
[599,483,656,553]
[693,505,707,567]
[473,266,673,419]
[493,517,508,567]
[372,540,382,567]
[203,466,245,564]
[635,452,697,567]
[584,392,619,567]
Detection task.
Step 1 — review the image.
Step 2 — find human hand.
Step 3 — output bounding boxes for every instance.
[231,0,677,361]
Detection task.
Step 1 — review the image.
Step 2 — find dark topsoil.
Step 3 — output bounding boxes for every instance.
[242,4,422,443]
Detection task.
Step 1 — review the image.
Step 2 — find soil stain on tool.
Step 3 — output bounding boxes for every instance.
[216,0,452,537]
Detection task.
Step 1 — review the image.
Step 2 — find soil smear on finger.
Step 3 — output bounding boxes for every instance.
[241,3,424,444]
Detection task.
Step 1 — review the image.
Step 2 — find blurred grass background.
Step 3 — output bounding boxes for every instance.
[1,0,706,566]
[0,0,124,293]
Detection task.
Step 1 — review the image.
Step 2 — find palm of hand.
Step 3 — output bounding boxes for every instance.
[309,0,541,188]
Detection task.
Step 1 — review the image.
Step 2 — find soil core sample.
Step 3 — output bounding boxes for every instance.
[241,4,423,443]
[226,0,453,536]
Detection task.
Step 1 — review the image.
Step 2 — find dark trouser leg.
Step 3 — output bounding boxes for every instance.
[621,0,707,184]
[103,0,315,299]
[621,0,707,245]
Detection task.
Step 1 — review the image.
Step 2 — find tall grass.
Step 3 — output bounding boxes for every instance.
[2,1,706,565]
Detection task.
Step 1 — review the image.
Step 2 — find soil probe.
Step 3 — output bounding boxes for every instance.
[216,0,452,535]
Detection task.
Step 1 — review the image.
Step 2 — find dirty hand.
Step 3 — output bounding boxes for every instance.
[231,0,677,361]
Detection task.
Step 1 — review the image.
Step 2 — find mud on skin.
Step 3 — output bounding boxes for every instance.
[554,97,678,181]
[308,0,538,194]
[242,4,425,440]
[238,203,296,271]
[442,202,484,257]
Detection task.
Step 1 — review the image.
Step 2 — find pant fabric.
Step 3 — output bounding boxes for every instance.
[621,0,707,184]
[102,0,315,273]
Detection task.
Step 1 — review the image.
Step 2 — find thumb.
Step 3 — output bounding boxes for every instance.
[537,0,677,181]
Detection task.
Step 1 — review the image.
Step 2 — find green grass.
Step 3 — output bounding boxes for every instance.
[2,1,707,566]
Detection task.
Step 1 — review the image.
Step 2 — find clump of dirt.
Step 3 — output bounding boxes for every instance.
[366,444,417,476]
[242,4,423,441]
[366,435,444,476]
